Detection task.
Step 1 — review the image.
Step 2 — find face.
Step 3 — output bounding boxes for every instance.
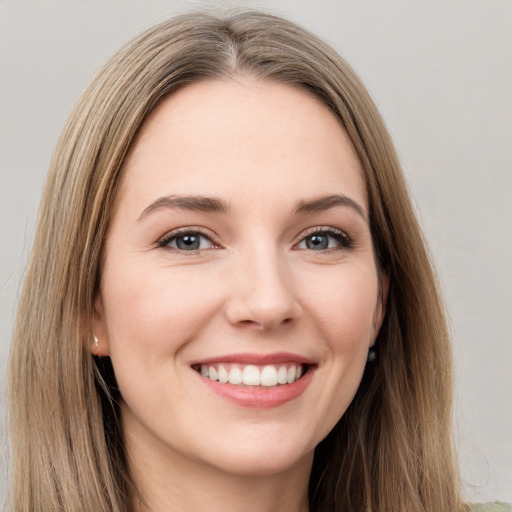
[94,79,386,478]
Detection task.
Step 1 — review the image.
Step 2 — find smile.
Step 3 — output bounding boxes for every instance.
[194,363,305,387]
[190,354,315,408]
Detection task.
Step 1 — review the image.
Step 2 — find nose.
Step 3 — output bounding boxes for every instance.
[224,249,302,331]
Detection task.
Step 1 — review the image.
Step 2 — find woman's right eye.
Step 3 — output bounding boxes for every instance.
[158,230,215,252]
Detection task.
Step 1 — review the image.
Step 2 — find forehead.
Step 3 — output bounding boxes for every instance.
[117,78,367,215]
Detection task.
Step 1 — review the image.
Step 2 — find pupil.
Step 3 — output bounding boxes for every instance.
[177,234,199,250]
[307,234,328,250]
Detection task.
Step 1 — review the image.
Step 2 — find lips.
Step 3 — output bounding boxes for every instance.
[190,353,315,408]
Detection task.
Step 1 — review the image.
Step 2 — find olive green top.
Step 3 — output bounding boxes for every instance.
[471,503,512,512]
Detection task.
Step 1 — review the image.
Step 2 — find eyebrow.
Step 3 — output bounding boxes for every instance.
[138,195,230,220]
[138,193,366,222]
[293,194,367,220]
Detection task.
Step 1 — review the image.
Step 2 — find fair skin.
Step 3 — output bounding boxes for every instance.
[94,78,386,512]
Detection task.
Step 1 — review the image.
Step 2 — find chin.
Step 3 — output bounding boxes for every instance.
[188,429,317,478]
[204,445,314,478]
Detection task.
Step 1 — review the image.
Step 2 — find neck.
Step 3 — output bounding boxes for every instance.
[125,426,312,512]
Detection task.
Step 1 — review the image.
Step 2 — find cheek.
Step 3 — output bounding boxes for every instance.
[101,262,223,357]
[300,265,379,351]
[293,266,380,442]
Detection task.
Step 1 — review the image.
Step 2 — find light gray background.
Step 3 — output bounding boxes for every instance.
[0,0,511,504]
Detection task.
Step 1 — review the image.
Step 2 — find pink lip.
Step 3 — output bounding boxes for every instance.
[192,353,316,409]
[190,352,315,366]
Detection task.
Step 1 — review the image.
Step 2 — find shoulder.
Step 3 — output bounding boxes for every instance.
[470,503,512,512]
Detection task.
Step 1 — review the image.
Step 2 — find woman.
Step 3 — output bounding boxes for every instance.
[8,9,497,512]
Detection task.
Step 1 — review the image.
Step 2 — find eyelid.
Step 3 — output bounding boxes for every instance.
[156,225,353,252]
[294,226,353,249]
[157,226,222,250]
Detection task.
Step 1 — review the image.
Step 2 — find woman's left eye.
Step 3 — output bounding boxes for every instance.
[296,229,352,251]
[158,231,215,251]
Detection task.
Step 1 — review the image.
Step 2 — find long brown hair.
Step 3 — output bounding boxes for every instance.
[8,10,466,512]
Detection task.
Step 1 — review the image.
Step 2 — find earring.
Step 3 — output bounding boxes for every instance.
[367,348,377,363]
[92,334,108,358]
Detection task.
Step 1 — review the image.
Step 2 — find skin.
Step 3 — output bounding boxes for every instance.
[94,78,387,512]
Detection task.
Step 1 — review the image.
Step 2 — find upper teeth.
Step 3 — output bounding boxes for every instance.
[198,363,303,387]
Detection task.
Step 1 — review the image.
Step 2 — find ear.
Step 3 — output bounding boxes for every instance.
[91,294,111,357]
[371,271,389,343]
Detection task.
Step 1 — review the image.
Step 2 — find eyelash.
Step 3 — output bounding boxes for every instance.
[157,226,353,253]
[295,226,353,251]
[157,227,220,253]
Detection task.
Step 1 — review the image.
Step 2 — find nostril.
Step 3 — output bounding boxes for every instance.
[239,319,260,327]
[237,316,294,330]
